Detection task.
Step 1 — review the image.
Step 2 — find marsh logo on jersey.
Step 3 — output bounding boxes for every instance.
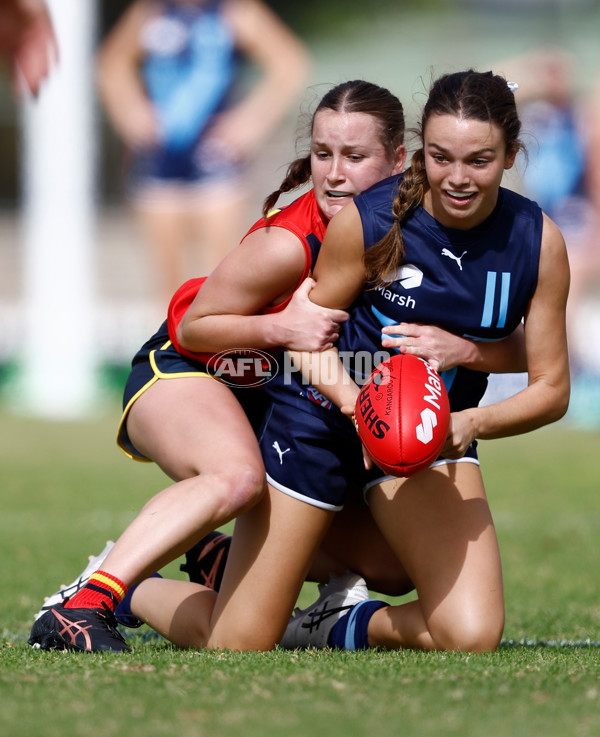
[376,264,422,309]
[385,263,424,289]
[206,349,278,387]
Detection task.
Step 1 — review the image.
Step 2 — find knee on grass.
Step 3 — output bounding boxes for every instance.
[430,615,504,653]
[206,628,279,652]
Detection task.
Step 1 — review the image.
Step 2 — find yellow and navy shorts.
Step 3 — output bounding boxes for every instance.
[117,321,268,461]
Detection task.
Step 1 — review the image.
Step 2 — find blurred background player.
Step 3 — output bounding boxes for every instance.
[96,0,311,315]
[0,0,57,96]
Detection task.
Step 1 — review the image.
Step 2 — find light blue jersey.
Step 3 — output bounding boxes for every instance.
[129,0,240,188]
[141,0,236,151]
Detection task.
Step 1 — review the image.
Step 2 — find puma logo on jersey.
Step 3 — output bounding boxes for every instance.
[441,248,467,270]
[273,441,291,464]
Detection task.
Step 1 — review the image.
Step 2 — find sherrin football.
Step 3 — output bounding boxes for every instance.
[355,354,450,477]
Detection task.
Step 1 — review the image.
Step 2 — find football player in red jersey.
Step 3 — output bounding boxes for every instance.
[30,80,407,652]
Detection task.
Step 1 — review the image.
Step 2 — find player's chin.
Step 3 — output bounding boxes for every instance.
[323,197,353,218]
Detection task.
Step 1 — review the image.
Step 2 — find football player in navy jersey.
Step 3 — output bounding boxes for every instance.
[110,77,530,654]
[278,69,570,652]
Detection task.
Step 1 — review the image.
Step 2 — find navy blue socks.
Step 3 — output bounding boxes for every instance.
[114,572,162,628]
[328,600,388,650]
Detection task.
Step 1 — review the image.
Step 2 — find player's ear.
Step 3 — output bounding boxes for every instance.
[504,145,518,170]
[392,145,407,175]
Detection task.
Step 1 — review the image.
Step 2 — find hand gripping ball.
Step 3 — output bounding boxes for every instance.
[355,354,450,477]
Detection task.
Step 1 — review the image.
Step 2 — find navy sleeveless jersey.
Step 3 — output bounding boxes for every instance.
[339,173,543,410]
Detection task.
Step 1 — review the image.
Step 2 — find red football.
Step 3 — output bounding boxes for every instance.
[354,354,450,477]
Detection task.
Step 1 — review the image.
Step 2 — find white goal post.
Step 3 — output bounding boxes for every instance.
[19,0,98,418]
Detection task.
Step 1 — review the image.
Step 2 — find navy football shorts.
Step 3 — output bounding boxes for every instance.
[127,141,245,202]
[258,398,480,511]
[258,400,382,512]
[117,321,268,461]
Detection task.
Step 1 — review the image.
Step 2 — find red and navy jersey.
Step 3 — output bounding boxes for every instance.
[340,173,544,411]
[242,188,326,275]
[166,189,326,368]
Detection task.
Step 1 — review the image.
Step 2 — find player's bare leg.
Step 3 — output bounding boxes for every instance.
[208,485,335,651]
[188,185,249,275]
[366,463,504,652]
[133,204,189,315]
[313,491,413,595]
[102,376,266,585]
[128,577,217,649]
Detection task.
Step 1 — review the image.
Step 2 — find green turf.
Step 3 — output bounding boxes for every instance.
[1,408,599,737]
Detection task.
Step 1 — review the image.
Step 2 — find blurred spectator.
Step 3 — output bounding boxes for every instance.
[499,47,600,424]
[0,0,58,96]
[96,0,311,313]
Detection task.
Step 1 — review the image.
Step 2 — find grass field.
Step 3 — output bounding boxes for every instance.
[1,407,599,737]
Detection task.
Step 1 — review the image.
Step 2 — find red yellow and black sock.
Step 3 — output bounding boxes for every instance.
[64,570,128,612]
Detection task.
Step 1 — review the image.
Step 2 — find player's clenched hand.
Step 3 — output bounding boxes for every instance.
[440,410,476,459]
[381,322,476,373]
[276,277,348,351]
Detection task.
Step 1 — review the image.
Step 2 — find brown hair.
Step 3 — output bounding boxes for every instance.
[261,80,405,218]
[364,69,524,285]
